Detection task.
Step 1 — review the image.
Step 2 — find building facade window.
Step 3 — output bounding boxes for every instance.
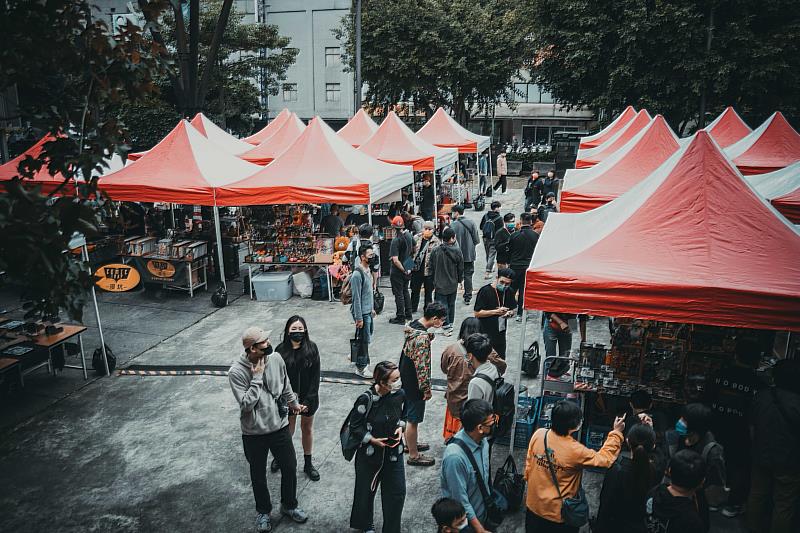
[282,83,298,102]
[325,83,341,102]
[325,47,341,67]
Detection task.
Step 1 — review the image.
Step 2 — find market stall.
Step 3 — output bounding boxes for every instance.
[417,107,491,205]
[243,108,292,145]
[575,109,651,169]
[704,106,752,148]
[578,106,637,150]
[238,112,306,165]
[189,112,254,155]
[358,111,458,218]
[560,115,679,213]
[215,116,415,300]
[337,108,379,148]
[724,111,800,175]
[511,131,800,446]
[0,133,76,194]
[746,160,800,223]
[97,119,262,293]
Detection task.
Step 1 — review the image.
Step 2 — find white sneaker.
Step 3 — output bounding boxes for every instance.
[356,366,372,378]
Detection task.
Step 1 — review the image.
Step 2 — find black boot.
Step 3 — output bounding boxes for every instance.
[303,454,320,481]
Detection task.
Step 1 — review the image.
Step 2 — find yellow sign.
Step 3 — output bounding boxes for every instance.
[146,259,176,279]
[95,263,141,292]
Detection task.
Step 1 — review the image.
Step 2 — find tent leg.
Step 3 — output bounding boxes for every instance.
[170,204,176,229]
[508,308,528,457]
[213,204,227,291]
[411,172,418,212]
[433,170,438,220]
[83,245,109,376]
[368,203,373,226]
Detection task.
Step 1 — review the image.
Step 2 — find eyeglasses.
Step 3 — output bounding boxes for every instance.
[479,414,498,428]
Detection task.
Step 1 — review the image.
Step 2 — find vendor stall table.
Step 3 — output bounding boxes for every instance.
[33,325,88,379]
[245,261,334,302]
[121,254,208,298]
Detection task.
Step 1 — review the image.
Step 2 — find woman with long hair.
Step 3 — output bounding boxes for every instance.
[348,361,407,533]
[594,422,659,533]
[440,317,507,440]
[274,315,321,481]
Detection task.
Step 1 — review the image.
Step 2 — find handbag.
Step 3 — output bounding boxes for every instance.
[544,430,589,527]
[522,340,540,377]
[449,438,506,529]
[373,290,385,315]
[340,391,374,461]
[350,327,363,363]
[493,455,525,512]
[92,344,117,376]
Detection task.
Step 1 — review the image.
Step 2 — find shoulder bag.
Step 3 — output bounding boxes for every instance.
[448,437,506,529]
[340,390,375,461]
[543,429,589,527]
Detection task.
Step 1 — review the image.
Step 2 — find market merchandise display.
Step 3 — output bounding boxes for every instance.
[245,205,333,264]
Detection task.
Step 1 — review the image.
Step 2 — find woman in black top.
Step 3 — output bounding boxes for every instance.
[594,423,659,533]
[349,361,407,533]
[274,315,321,481]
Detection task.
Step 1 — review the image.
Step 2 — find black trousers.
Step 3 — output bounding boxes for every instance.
[410,270,433,312]
[512,268,527,315]
[390,272,412,319]
[525,509,577,533]
[493,174,507,193]
[241,426,298,514]
[463,261,475,300]
[350,447,406,533]
[489,332,507,359]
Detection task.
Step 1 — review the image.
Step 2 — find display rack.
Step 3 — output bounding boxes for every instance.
[119,235,209,297]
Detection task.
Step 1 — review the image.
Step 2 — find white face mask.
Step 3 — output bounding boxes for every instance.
[390,379,402,391]
[455,519,468,530]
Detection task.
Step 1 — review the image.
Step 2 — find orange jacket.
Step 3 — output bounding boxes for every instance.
[524,427,623,523]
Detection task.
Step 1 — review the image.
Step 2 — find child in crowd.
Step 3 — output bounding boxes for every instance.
[645,449,708,533]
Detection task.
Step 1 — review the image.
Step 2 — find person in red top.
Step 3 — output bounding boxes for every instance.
[524,401,626,532]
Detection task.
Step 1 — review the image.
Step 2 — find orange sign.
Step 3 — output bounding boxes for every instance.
[146,259,176,279]
[95,263,141,292]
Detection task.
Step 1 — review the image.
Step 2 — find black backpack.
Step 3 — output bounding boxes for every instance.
[473,194,485,211]
[474,373,516,438]
[340,390,374,461]
[92,344,117,376]
[482,214,497,240]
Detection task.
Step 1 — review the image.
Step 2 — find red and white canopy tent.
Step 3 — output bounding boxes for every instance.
[417,107,491,153]
[216,117,414,212]
[337,108,379,148]
[189,113,254,155]
[523,131,800,332]
[705,107,751,148]
[0,134,75,194]
[746,160,800,224]
[242,108,292,145]
[725,111,800,175]
[359,111,458,214]
[238,112,306,165]
[560,115,680,213]
[578,106,637,150]
[574,109,652,168]
[98,120,262,288]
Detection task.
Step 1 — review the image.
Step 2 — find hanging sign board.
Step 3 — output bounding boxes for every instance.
[95,263,141,292]
[131,256,187,284]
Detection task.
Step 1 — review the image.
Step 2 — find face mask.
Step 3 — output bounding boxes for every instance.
[496,283,508,292]
[455,518,469,530]
[289,332,305,343]
[390,379,402,391]
[368,255,379,267]
[481,422,496,438]
[506,223,515,230]
[675,418,688,436]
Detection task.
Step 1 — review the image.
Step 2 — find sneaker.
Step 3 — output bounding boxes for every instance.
[255,513,272,532]
[441,328,453,337]
[515,315,522,323]
[464,297,471,305]
[721,505,744,518]
[355,366,372,378]
[484,272,492,279]
[388,317,406,325]
[270,457,279,473]
[281,506,309,524]
[304,463,320,481]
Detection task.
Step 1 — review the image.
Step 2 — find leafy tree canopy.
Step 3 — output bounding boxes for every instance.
[527,0,800,131]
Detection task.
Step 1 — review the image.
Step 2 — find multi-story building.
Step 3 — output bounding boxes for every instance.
[259,0,354,128]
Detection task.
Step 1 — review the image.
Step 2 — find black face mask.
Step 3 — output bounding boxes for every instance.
[368,255,379,267]
[289,332,305,343]
[262,344,273,356]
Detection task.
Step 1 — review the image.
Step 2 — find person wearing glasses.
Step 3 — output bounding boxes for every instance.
[441,399,497,533]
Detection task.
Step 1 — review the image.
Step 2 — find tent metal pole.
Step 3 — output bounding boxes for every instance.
[83,245,109,376]
[213,202,227,291]
[432,169,438,220]
[368,203,373,226]
[488,145,494,190]
[170,204,176,229]
[411,172,418,212]
[508,308,528,457]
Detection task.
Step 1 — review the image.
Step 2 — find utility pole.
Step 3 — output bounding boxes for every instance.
[354,0,362,114]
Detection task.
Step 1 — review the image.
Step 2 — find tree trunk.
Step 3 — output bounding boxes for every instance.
[197,0,234,107]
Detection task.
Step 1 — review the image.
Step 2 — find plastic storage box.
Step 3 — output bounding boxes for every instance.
[252,271,293,301]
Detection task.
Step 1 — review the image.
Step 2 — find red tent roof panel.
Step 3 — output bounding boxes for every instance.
[243,108,293,145]
[575,110,652,168]
[726,112,800,174]
[337,108,379,148]
[239,113,306,165]
[416,107,490,153]
[578,106,637,149]
[705,107,751,148]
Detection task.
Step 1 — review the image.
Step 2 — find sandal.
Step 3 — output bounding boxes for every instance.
[407,454,435,467]
[403,442,430,453]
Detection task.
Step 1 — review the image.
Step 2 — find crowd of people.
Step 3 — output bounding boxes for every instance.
[226,170,799,533]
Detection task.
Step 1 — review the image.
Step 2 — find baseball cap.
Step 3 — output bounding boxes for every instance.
[242,326,269,349]
[546,192,556,198]
[391,215,405,228]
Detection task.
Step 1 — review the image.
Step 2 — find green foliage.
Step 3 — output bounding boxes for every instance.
[335,0,533,124]
[0,0,168,320]
[527,0,800,131]
[157,0,297,135]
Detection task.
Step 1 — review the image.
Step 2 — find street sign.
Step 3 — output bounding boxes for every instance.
[95,263,140,292]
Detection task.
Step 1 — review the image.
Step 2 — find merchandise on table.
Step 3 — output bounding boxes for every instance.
[246,205,332,264]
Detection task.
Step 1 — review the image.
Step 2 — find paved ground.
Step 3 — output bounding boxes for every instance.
[0,182,745,533]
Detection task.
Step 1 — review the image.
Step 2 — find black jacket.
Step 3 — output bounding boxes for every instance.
[275,340,321,415]
[429,242,464,294]
[494,227,512,263]
[750,387,800,471]
[349,387,406,464]
[645,483,707,533]
[508,226,539,270]
[537,203,558,223]
[595,455,656,533]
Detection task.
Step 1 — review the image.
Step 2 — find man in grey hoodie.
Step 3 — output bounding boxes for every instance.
[429,227,464,336]
[229,327,309,532]
[450,205,479,305]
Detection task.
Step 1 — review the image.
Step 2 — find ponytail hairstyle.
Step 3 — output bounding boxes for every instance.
[626,423,657,504]
[373,360,398,386]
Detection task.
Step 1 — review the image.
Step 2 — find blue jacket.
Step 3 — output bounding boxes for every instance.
[350,265,373,320]
[441,429,490,522]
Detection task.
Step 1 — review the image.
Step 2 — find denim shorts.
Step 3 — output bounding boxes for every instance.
[403,398,426,423]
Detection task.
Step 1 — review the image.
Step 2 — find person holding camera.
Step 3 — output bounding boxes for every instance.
[348,361,407,533]
[229,327,309,533]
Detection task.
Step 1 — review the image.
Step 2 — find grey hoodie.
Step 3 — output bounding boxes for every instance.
[229,353,299,435]
[429,241,464,294]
